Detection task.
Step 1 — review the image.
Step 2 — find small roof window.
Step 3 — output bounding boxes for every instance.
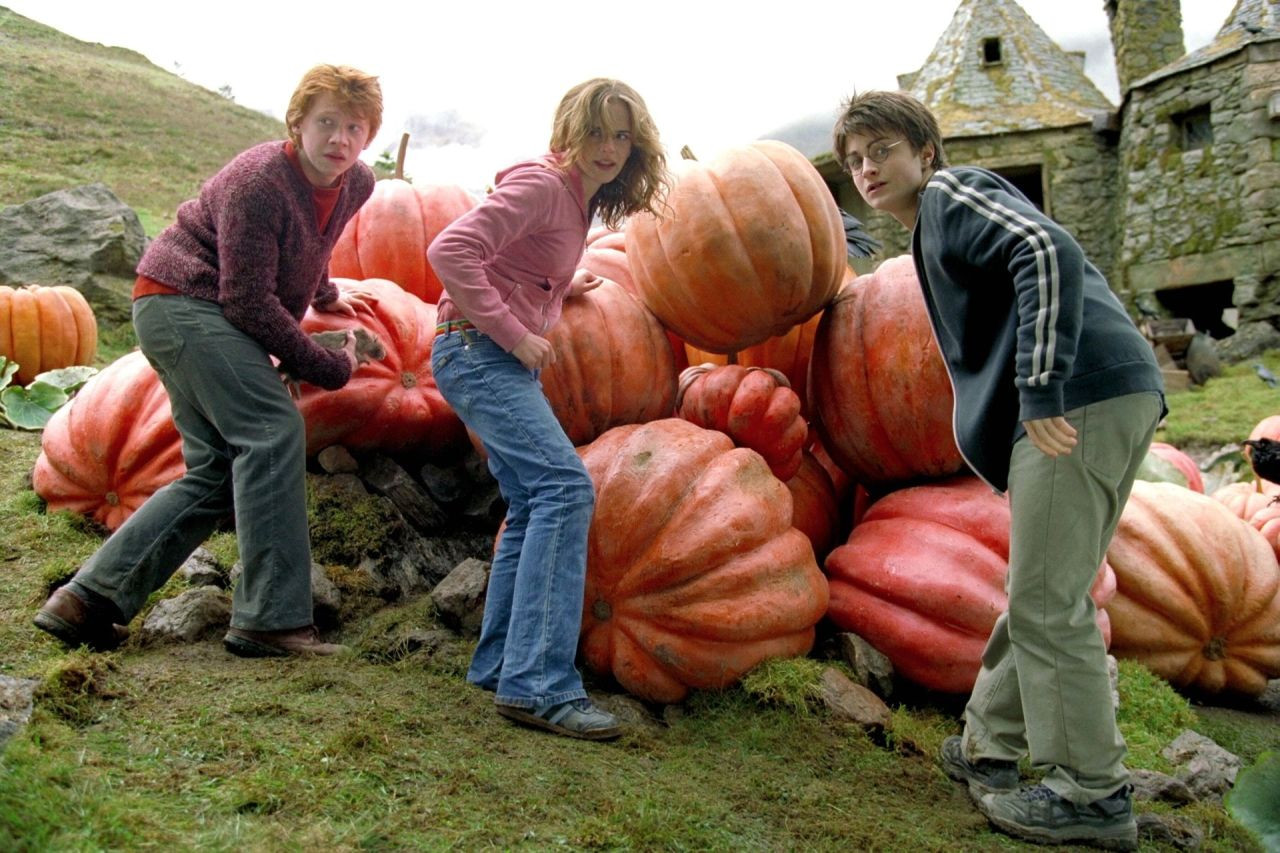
[981,37,1003,67]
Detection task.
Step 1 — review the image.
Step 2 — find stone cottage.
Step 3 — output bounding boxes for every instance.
[769,0,1279,338]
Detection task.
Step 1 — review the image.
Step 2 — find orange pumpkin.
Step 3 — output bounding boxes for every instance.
[675,363,806,481]
[808,255,963,488]
[328,167,475,303]
[825,475,1116,693]
[295,278,466,456]
[625,140,844,353]
[0,284,98,385]
[785,450,843,562]
[1145,442,1204,492]
[1211,481,1280,562]
[577,419,829,703]
[684,311,824,414]
[538,280,677,446]
[32,351,183,530]
[1105,481,1280,696]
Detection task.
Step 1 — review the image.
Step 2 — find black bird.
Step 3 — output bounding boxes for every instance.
[1243,437,1280,501]
[840,208,882,259]
[1253,362,1278,387]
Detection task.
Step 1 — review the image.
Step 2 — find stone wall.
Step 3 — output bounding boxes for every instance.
[1116,41,1280,324]
[1106,0,1186,95]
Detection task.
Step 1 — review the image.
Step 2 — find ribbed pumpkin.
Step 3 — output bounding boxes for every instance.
[786,449,843,562]
[579,227,688,375]
[32,351,183,530]
[825,475,1116,693]
[577,419,829,703]
[327,151,475,304]
[295,278,466,456]
[684,311,824,414]
[625,140,844,353]
[675,363,806,481]
[0,284,98,385]
[1104,481,1280,696]
[809,255,963,488]
[1210,481,1280,562]
[538,280,677,446]
[1143,442,1205,492]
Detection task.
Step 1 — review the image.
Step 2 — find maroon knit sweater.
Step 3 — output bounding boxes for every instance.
[136,141,375,390]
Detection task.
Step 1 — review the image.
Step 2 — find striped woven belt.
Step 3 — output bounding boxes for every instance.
[435,319,477,335]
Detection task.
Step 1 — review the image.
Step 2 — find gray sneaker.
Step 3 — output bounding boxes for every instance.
[977,783,1137,850]
[940,735,1019,795]
[496,698,622,741]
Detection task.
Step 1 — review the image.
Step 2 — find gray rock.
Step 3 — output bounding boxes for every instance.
[0,675,40,748]
[819,666,892,730]
[139,587,232,644]
[0,183,147,326]
[593,692,664,733]
[360,454,448,534]
[430,558,489,636]
[1130,768,1197,804]
[835,633,895,698]
[1136,812,1204,849]
[1184,333,1221,385]
[178,547,226,588]
[1213,321,1280,364]
[1162,729,1242,802]
[317,445,360,475]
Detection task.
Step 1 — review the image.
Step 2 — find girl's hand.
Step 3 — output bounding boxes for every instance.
[569,268,605,298]
[317,287,378,317]
[1024,415,1078,457]
[512,333,556,370]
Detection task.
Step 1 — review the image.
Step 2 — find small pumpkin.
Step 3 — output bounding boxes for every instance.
[824,475,1116,693]
[625,140,844,353]
[0,284,98,385]
[577,419,829,704]
[1104,481,1280,696]
[538,280,677,446]
[808,255,963,488]
[785,449,843,562]
[684,310,824,414]
[328,142,475,304]
[295,278,466,456]
[32,351,183,530]
[1211,481,1280,562]
[675,363,806,481]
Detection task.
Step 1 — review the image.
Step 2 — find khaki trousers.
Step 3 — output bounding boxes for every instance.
[961,391,1162,804]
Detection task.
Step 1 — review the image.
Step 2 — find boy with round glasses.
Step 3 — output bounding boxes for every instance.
[833,90,1164,850]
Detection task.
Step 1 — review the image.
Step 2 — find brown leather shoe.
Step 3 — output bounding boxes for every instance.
[223,625,349,658]
[33,586,129,651]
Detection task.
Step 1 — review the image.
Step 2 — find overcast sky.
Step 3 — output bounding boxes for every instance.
[6,0,1237,192]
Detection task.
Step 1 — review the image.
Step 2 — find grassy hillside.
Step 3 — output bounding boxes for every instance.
[0,5,284,233]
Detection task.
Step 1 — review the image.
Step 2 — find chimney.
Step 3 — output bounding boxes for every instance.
[1105,0,1186,95]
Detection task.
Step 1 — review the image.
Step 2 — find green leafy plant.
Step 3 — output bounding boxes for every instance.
[1226,750,1280,851]
[0,357,97,430]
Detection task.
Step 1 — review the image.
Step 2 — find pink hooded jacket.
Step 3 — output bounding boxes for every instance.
[429,154,591,352]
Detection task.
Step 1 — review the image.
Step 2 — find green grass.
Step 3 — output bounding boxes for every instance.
[0,6,283,233]
[1156,349,1280,449]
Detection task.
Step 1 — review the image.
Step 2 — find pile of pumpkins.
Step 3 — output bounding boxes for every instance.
[16,139,1280,705]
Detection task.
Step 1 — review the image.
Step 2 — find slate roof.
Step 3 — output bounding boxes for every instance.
[1132,0,1280,88]
[900,0,1115,137]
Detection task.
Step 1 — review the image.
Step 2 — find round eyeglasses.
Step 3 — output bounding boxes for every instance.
[844,140,905,175]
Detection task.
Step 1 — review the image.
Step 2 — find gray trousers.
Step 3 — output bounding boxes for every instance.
[961,391,1162,804]
[71,295,313,632]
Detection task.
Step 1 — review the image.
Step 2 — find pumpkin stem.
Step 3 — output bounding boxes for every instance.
[394,133,410,181]
[680,144,697,161]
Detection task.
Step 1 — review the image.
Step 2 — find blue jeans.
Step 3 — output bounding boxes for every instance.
[71,295,314,631]
[431,329,595,709]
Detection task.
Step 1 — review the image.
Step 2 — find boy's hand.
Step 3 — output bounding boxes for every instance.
[1024,416,1078,457]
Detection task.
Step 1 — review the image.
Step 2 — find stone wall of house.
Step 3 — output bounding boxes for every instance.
[1116,42,1280,324]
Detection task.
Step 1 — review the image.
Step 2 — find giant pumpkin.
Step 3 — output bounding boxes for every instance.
[824,475,1116,693]
[295,278,466,456]
[1210,481,1280,562]
[32,351,183,530]
[1104,481,1280,696]
[625,141,844,353]
[538,280,677,446]
[808,255,963,488]
[684,311,824,414]
[0,284,98,385]
[577,419,829,703]
[328,143,475,304]
[785,450,843,562]
[675,363,806,481]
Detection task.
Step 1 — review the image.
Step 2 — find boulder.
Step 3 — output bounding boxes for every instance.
[0,183,147,326]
